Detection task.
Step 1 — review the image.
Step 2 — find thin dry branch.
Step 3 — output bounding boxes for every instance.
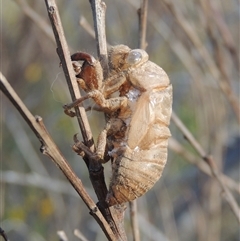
[44,0,92,145]
[171,111,240,223]
[88,1,127,240]
[44,1,123,240]
[0,72,115,240]
[90,0,109,76]
[129,201,140,241]
[138,0,148,50]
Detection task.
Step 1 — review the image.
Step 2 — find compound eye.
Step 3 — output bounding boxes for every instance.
[126,50,142,65]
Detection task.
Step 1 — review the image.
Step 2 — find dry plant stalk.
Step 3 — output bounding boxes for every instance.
[44,0,126,240]
[0,72,115,239]
[88,0,128,239]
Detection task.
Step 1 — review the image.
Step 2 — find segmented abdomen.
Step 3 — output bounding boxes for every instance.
[106,139,169,206]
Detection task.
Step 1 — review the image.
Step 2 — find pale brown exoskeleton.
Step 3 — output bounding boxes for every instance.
[65,45,172,206]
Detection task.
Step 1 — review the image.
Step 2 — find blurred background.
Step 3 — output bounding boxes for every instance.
[1,0,239,240]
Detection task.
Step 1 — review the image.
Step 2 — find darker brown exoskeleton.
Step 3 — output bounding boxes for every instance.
[65,45,172,206]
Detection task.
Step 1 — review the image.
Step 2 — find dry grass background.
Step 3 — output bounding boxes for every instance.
[1,0,239,240]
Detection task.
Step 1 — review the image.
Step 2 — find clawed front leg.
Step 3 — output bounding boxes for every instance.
[87,90,128,112]
[63,89,128,116]
[63,94,92,117]
[64,94,90,110]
